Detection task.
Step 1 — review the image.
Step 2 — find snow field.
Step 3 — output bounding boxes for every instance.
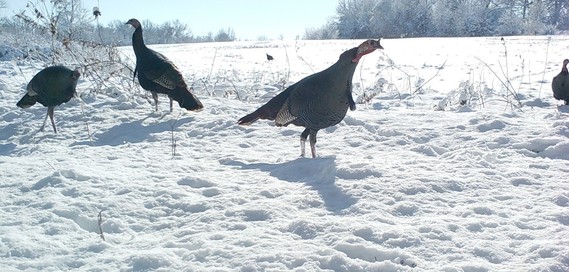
[0,37,568,271]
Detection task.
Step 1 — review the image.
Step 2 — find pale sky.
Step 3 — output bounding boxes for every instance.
[2,0,338,40]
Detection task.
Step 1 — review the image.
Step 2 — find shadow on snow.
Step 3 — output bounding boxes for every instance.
[72,116,196,147]
[223,156,358,213]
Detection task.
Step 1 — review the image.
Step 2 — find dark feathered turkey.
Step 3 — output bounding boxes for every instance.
[552,59,569,105]
[238,39,384,157]
[16,65,80,133]
[126,18,203,112]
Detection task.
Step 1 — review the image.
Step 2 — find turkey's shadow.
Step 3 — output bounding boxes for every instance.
[223,156,357,212]
[72,115,195,147]
[559,105,569,113]
[0,143,16,156]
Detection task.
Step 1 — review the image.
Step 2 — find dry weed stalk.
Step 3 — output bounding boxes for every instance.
[98,211,105,241]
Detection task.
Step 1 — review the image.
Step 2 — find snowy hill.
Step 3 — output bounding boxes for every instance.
[0,37,568,271]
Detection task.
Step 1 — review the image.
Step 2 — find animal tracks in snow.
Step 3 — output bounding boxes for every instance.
[177,177,215,188]
[225,209,271,222]
[333,241,418,268]
[28,170,90,191]
[2,38,569,271]
[177,177,221,197]
[53,209,99,233]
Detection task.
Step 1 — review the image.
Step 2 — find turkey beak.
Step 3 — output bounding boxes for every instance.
[361,39,384,53]
[356,39,382,55]
[374,38,384,50]
[352,39,383,62]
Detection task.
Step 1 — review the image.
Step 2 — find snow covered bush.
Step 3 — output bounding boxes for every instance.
[0,44,25,61]
[2,0,138,99]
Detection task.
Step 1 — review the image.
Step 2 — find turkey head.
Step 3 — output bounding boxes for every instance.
[352,39,383,63]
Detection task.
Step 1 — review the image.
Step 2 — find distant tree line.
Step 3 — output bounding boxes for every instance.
[0,0,236,47]
[2,0,567,48]
[94,19,236,45]
[304,0,569,39]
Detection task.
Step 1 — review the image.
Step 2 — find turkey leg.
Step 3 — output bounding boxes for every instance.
[39,109,49,132]
[300,128,309,157]
[40,106,57,133]
[151,91,159,111]
[299,128,319,158]
[309,129,318,158]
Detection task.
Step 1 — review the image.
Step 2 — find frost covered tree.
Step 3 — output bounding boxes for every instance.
[14,0,93,43]
[313,0,568,39]
[371,0,433,37]
[549,0,569,28]
[0,1,234,45]
[214,28,236,42]
[524,0,554,34]
[304,18,338,40]
[161,20,191,44]
[495,0,558,35]
[336,0,378,38]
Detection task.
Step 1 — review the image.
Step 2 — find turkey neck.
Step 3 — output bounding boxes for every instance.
[132,26,148,57]
[323,47,359,90]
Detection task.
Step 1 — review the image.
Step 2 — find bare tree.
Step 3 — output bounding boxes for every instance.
[548,0,569,29]
[214,27,235,42]
[304,18,338,40]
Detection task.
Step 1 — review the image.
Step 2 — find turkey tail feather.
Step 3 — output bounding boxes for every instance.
[237,106,280,125]
[170,88,203,111]
[16,94,37,108]
[237,111,261,125]
[238,86,295,125]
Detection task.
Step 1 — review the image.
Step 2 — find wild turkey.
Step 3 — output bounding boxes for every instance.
[126,18,203,112]
[16,66,80,133]
[266,53,274,61]
[238,39,384,158]
[552,59,569,105]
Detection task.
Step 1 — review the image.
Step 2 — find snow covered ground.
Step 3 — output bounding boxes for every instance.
[0,36,568,271]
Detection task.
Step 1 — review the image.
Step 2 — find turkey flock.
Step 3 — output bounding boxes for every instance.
[15,18,569,158]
